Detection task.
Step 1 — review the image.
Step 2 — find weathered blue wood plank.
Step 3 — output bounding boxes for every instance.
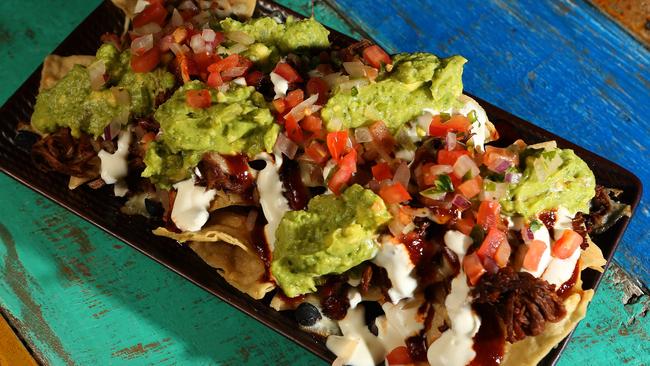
[330,0,650,286]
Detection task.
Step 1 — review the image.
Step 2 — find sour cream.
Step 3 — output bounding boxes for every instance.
[375,298,424,352]
[542,207,581,286]
[98,131,131,185]
[522,223,553,278]
[256,153,289,250]
[372,236,417,303]
[427,230,481,366]
[326,306,385,366]
[171,179,216,232]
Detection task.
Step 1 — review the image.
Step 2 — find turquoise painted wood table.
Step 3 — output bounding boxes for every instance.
[0,0,648,365]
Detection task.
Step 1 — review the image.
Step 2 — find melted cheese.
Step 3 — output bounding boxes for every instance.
[256,153,289,250]
[270,72,288,99]
[326,306,385,366]
[428,230,481,366]
[98,131,131,185]
[171,179,216,232]
[372,236,417,303]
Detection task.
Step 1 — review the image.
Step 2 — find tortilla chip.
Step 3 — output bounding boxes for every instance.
[154,210,274,299]
[209,190,254,211]
[40,55,95,92]
[111,0,137,18]
[581,235,607,273]
[213,0,256,19]
[190,240,274,299]
[501,289,594,366]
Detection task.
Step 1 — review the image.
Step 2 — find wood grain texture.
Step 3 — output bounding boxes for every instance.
[0,0,647,365]
[329,0,650,287]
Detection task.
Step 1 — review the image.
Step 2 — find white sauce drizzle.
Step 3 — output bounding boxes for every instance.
[348,288,362,310]
[375,298,424,353]
[171,179,216,232]
[542,207,580,286]
[256,152,289,250]
[427,230,481,366]
[372,236,417,304]
[98,131,131,185]
[232,76,247,86]
[326,306,385,366]
[270,72,289,99]
[522,224,553,278]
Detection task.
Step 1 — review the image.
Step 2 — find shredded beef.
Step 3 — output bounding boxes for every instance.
[472,267,566,343]
[197,153,254,194]
[279,158,310,210]
[572,212,589,249]
[585,185,630,235]
[32,128,100,178]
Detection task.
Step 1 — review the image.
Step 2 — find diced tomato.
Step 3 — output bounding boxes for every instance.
[245,70,264,87]
[457,175,483,198]
[368,120,395,151]
[428,114,471,137]
[175,52,197,83]
[372,162,393,181]
[386,346,413,365]
[379,182,412,204]
[133,0,167,28]
[437,149,470,166]
[305,141,329,165]
[477,228,509,266]
[207,71,223,88]
[193,52,220,74]
[207,54,240,73]
[285,89,304,110]
[454,213,476,236]
[464,252,487,285]
[476,200,501,230]
[523,240,547,271]
[285,114,304,143]
[301,114,323,133]
[362,45,391,69]
[328,149,357,195]
[306,77,328,104]
[551,229,582,259]
[130,47,160,73]
[271,98,287,114]
[482,146,519,172]
[186,89,211,109]
[326,131,349,161]
[273,62,302,83]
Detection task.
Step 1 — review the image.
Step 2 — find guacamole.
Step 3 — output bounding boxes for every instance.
[502,147,596,218]
[271,185,392,297]
[31,44,174,138]
[153,80,278,156]
[320,53,467,132]
[220,16,330,53]
[141,141,203,188]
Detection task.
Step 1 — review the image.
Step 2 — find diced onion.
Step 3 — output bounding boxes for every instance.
[170,43,189,55]
[505,172,522,184]
[202,28,216,42]
[322,72,346,88]
[286,94,320,123]
[328,118,343,131]
[522,226,535,241]
[87,60,106,91]
[342,61,366,78]
[429,164,453,176]
[192,11,210,25]
[273,133,298,159]
[199,0,212,9]
[299,160,324,187]
[131,34,154,55]
[170,9,184,28]
[227,43,248,54]
[221,66,248,78]
[190,33,206,53]
[388,219,406,237]
[337,78,369,91]
[491,158,512,173]
[354,127,373,143]
[133,22,162,36]
[392,162,411,188]
[451,194,471,210]
[245,210,258,231]
[159,34,173,52]
[178,0,198,11]
[446,132,457,151]
[479,181,508,201]
[452,155,479,179]
[226,31,255,45]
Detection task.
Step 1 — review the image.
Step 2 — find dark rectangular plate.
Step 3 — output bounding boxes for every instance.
[0,1,642,365]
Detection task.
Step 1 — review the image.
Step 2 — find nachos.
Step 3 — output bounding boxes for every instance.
[26,1,630,365]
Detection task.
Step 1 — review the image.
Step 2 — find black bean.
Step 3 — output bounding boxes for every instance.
[14,130,40,150]
[144,198,164,218]
[294,303,321,327]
